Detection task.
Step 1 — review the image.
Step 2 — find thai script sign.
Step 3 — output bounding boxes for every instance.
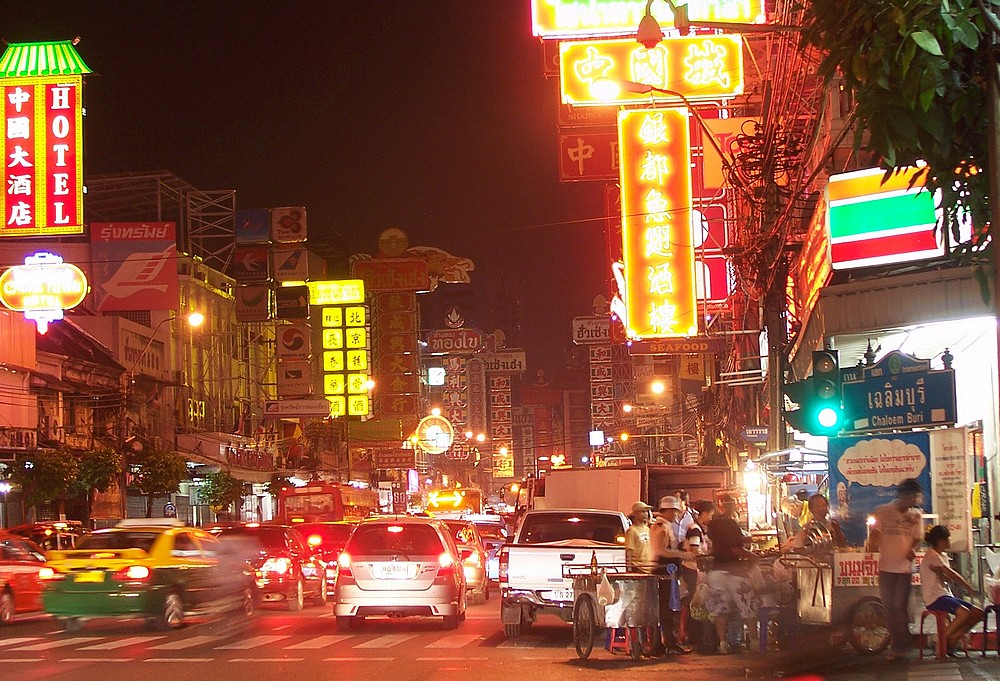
[572,315,611,344]
[90,222,179,312]
[352,258,430,291]
[0,251,87,333]
[560,36,744,107]
[833,552,924,587]
[619,108,696,339]
[426,328,483,354]
[531,0,767,38]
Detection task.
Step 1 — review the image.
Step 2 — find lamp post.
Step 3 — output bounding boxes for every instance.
[119,311,204,519]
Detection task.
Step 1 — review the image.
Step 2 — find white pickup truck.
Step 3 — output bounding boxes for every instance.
[498,508,629,637]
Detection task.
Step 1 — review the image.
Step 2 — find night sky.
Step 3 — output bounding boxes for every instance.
[0,1,610,377]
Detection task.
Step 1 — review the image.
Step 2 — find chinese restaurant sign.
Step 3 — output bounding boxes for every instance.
[531,0,767,38]
[560,36,743,106]
[618,108,696,339]
[313,279,372,418]
[826,167,942,270]
[0,251,87,333]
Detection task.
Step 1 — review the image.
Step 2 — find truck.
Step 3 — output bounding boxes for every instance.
[498,508,629,638]
[526,465,732,513]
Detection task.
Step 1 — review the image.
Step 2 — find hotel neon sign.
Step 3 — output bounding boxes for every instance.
[531,0,767,38]
[618,108,697,339]
[560,36,744,106]
[0,251,88,333]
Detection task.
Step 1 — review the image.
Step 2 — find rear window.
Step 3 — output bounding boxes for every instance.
[213,526,288,549]
[348,523,445,556]
[298,524,355,545]
[475,524,507,541]
[518,513,623,544]
[77,531,160,552]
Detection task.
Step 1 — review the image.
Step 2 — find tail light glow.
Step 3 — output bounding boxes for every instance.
[113,565,151,581]
[337,552,353,577]
[260,557,292,575]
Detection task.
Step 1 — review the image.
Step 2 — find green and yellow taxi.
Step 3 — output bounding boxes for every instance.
[41,519,255,632]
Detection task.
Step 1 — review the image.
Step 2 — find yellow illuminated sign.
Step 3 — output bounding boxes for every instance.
[328,396,346,417]
[345,306,366,326]
[345,328,367,348]
[323,351,344,372]
[346,350,367,370]
[347,395,369,416]
[560,36,744,107]
[319,298,372,418]
[324,374,346,395]
[307,279,365,305]
[322,307,342,327]
[347,373,369,394]
[531,0,766,38]
[322,329,344,350]
[619,108,697,339]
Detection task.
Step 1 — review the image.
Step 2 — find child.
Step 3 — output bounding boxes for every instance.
[919,525,984,655]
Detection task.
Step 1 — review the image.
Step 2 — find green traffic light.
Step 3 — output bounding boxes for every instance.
[817,406,839,429]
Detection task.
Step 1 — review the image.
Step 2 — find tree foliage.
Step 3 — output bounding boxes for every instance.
[199,471,245,511]
[129,447,188,516]
[11,448,79,507]
[73,447,122,497]
[797,0,1000,245]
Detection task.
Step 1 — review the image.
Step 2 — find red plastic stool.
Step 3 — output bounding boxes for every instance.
[920,609,968,660]
[607,627,642,660]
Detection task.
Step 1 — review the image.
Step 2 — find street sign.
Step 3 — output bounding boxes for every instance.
[572,316,611,344]
[483,349,527,374]
[740,426,769,444]
[841,350,957,433]
[629,337,723,354]
[263,399,331,418]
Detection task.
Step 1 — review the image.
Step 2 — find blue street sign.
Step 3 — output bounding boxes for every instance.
[841,351,956,433]
[739,426,769,444]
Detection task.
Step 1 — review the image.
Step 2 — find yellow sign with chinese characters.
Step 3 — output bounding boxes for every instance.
[320,297,371,418]
[619,108,697,339]
[560,36,744,107]
[307,279,365,305]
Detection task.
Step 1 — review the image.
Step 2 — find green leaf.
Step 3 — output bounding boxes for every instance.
[911,30,944,56]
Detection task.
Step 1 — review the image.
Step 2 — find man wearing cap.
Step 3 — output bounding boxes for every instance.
[651,495,695,656]
[624,501,654,571]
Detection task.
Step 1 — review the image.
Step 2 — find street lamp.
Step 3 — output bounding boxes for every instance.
[635,0,798,44]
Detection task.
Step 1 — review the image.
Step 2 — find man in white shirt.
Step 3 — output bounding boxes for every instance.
[920,524,983,654]
[867,478,924,660]
[651,495,694,656]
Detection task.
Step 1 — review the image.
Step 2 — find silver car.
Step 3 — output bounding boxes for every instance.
[333,517,467,630]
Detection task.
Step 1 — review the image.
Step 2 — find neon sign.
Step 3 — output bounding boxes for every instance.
[560,36,744,107]
[618,108,696,339]
[532,0,767,39]
[0,75,85,237]
[0,251,88,333]
[307,279,365,305]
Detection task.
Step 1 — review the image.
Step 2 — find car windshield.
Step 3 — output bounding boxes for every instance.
[518,513,623,544]
[213,526,288,550]
[298,523,355,546]
[348,524,443,556]
[76,531,159,552]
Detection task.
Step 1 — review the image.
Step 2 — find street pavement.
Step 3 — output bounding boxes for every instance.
[1,602,998,681]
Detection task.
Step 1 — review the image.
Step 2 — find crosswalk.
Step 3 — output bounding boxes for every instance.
[0,630,572,660]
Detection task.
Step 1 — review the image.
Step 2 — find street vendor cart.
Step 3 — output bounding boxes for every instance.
[780,522,890,654]
[562,560,662,661]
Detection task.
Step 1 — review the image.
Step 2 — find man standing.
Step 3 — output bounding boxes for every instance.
[651,495,694,655]
[867,478,924,660]
[624,501,654,570]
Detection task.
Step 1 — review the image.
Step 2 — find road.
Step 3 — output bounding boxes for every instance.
[1,601,997,681]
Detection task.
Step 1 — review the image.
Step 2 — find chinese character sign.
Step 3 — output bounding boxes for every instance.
[314,279,372,418]
[619,108,696,339]
[1,76,84,237]
[560,37,744,107]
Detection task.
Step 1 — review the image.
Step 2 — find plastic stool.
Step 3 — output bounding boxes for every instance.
[919,609,968,660]
[607,627,641,659]
[982,605,1000,657]
[758,606,785,654]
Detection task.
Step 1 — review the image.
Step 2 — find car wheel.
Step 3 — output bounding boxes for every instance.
[237,586,256,619]
[63,617,84,633]
[154,592,185,631]
[288,577,305,612]
[442,613,459,630]
[310,577,327,607]
[0,591,14,625]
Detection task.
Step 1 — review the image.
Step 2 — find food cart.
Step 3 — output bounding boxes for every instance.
[562,559,662,661]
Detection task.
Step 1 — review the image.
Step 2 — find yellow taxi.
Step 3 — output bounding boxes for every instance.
[41,520,254,632]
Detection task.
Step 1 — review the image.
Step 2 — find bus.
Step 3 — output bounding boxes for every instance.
[425,487,484,516]
[277,482,379,524]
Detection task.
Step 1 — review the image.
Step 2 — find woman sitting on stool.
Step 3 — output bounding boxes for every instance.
[920,525,983,655]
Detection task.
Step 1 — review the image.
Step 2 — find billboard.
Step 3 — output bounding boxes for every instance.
[618,108,696,339]
[531,0,767,38]
[0,75,85,236]
[90,222,178,311]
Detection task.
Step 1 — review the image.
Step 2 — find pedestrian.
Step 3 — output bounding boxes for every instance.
[685,500,716,653]
[704,511,760,654]
[866,478,924,660]
[786,493,846,550]
[920,525,983,655]
[671,490,696,647]
[624,501,654,571]
[650,495,695,656]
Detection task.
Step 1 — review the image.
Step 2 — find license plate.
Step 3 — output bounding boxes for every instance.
[74,571,105,583]
[373,562,416,580]
[546,589,573,602]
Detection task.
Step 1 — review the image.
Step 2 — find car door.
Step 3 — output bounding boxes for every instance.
[169,531,212,609]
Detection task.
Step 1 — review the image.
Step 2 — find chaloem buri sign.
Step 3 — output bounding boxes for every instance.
[0,41,90,237]
[0,251,88,333]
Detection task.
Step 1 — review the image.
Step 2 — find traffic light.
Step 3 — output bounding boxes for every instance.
[782,350,843,436]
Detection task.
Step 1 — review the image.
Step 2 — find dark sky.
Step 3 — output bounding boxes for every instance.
[0,1,610,377]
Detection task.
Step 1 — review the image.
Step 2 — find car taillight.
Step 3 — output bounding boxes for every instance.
[436,552,455,577]
[337,552,353,577]
[499,546,509,584]
[260,557,292,575]
[113,565,151,581]
[463,551,482,567]
[39,566,64,581]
